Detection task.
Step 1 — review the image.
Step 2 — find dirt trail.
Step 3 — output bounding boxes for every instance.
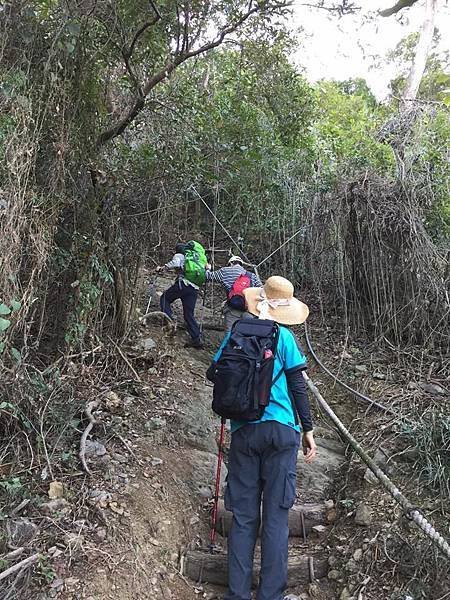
[61,273,349,600]
[3,273,445,600]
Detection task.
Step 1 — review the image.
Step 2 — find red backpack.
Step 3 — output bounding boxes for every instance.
[227,273,252,311]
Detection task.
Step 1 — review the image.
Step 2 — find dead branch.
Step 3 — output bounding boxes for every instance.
[379,0,419,17]
[0,553,40,582]
[108,336,142,382]
[79,400,101,474]
[3,548,25,561]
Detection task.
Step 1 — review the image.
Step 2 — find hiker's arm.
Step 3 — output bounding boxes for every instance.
[163,254,183,270]
[205,268,223,283]
[252,273,263,287]
[285,368,313,432]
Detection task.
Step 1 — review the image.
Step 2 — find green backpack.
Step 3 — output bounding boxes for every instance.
[183,240,207,286]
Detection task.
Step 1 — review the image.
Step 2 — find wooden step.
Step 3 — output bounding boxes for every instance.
[215,500,335,538]
[182,550,327,587]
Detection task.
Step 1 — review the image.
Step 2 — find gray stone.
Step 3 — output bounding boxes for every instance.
[355,503,372,526]
[364,447,394,484]
[328,570,340,580]
[198,486,212,499]
[345,558,358,573]
[419,382,446,396]
[85,439,107,457]
[372,371,386,380]
[139,337,157,351]
[6,518,39,547]
[145,417,167,431]
[41,498,71,515]
[354,364,368,373]
[353,548,363,561]
[190,450,228,497]
[297,438,346,501]
[176,388,217,453]
[95,527,107,541]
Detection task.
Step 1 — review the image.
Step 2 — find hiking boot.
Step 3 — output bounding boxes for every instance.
[184,339,204,349]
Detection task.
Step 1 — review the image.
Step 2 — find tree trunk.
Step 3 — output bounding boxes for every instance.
[403,0,438,102]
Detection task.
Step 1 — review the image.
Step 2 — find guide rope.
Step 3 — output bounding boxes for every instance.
[303,371,450,560]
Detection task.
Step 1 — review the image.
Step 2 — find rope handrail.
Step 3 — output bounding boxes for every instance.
[303,371,450,560]
[304,322,401,417]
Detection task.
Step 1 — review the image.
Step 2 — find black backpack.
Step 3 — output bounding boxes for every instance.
[207,318,282,421]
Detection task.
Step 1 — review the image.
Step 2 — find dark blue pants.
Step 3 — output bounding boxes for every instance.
[224,422,300,600]
[160,279,201,341]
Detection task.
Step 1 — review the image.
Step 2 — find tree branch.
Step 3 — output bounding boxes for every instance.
[379,0,419,17]
[126,17,160,61]
[300,2,360,15]
[96,1,285,147]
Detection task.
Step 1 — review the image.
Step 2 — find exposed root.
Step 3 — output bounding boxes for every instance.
[79,400,101,474]
[0,553,40,582]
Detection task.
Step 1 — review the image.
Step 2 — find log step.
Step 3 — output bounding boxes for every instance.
[216,500,335,538]
[182,550,327,587]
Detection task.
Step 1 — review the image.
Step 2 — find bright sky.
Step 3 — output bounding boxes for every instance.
[291,0,450,99]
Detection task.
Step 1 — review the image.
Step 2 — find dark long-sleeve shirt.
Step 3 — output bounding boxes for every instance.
[286,367,313,432]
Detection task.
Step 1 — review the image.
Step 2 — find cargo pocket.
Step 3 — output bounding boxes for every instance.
[280,471,297,509]
[224,479,233,511]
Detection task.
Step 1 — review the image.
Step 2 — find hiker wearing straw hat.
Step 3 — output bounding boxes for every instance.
[205,255,262,331]
[209,276,317,600]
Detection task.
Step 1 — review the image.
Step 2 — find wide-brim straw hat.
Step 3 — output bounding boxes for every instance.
[243,276,309,325]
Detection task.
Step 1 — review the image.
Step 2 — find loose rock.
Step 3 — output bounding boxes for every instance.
[6,518,39,547]
[353,548,363,561]
[328,570,340,580]
[419,382,446,396]
[355,503,372,526]
[139,337,157,351]
[105,391,122,413]
[41,498,71,515]
[145,417,167,431]
[48,480,65,499]
[85,439,107,458]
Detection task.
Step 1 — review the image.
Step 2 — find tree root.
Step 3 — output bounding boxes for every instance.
[79,400,101,474]
[140,310,177,335]
[0,553,40,582]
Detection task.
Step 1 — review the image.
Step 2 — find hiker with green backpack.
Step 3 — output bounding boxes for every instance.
[157,241,207,349]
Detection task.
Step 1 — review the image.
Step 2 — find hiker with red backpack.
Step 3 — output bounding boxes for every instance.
[207,276,317,600]
[205,255,262,330]
[157,241,207,349]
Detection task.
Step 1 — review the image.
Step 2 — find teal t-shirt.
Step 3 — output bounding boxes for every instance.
[213,324,307,432]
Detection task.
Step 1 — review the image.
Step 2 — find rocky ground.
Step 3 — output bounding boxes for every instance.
[1,272,448,600]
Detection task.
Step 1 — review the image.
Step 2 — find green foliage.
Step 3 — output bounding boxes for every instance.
[0,298,22,357]
[388,29,450,101]
[313,80,395,177]
[0,477,24,497]
[399,406,450,497]
[36,556,57,584]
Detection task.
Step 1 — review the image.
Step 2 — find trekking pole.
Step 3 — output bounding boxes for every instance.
[199,281,207,333]
[209,417,226,552]
[145,274,158,315]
